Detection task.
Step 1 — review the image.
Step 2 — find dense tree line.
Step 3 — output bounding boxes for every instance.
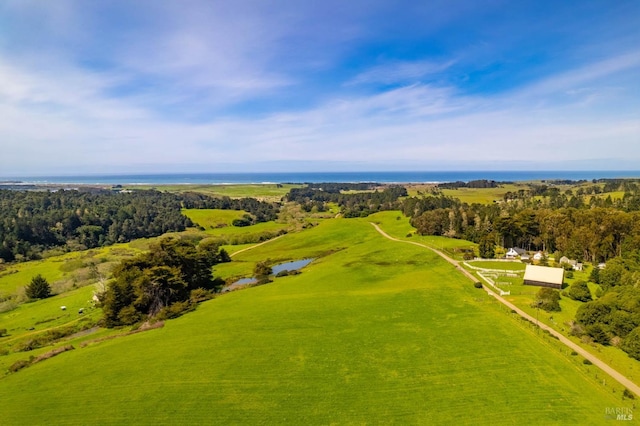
[0,189,192,262]
[438,179,500,189]
[180,192,279,223]
[569,256,640,358]
[102,237,229,327]
[404,181,640,263]
[0,189,282,263]
[286,185,408,217]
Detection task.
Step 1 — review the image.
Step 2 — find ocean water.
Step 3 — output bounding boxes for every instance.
[3,171,640,185]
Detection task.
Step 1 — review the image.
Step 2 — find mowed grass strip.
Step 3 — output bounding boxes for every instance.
[0,218,627,424]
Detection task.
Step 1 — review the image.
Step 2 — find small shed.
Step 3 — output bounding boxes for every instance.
[523,265,564,289]
[533,251,544,261]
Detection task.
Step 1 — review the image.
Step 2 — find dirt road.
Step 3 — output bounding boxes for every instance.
[370,222,640,397]
[230,234,285,258]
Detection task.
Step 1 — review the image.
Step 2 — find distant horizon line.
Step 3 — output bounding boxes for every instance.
[3,169,640,179]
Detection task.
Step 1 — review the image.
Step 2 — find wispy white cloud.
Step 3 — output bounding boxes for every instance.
[511,50,640,100]
[348,59,457,85]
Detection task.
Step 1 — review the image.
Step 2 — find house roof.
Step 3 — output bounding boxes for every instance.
[524,265,564,286]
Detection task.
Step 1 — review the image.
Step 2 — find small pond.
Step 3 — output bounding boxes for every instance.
[271,258,314,275]
[225,258,314,292]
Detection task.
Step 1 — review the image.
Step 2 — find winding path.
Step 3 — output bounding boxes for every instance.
[370,222,640,397]
[229,234,285,258]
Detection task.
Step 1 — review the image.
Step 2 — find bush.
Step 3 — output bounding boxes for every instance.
[583,359,592,365]
[189,288,214,303]
[9,359,32,373]
[533,287,561,312]
[622,327,640,360]
[463,251,475,261]
[0,328,7,337]
[157,300,195,321]
[570,351,578,356]
[474,282,483,289]
[623,388,635,400]
[566,280,592,302]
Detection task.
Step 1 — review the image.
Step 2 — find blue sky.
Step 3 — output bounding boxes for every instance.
[0,0,639,175]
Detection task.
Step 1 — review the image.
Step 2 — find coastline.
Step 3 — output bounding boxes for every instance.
[2,170,640,187]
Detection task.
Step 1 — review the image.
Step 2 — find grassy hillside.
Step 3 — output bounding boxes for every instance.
[0,215,630,424]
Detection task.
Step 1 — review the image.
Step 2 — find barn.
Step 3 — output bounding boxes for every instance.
[523,265,564,289]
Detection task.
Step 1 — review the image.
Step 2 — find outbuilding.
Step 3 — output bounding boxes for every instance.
[523,265,564,289]
[506,247,526,259]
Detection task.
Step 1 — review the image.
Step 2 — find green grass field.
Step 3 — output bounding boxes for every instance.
[0,244,143,297]
[0,214,631,424]
[466,260,526,271]
[440,184,523,204]
[182,208,289,238]
[127,183,301,201]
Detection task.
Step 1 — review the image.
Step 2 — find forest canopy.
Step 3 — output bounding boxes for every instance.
[0,189,279,262]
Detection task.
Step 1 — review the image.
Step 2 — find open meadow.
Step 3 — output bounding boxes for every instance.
[126,183,300,201]
[0,211,633,424]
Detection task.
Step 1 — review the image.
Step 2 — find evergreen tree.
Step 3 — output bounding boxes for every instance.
[25,274,51,299]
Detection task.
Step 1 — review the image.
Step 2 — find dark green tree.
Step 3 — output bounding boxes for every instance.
[622,327,640,361]
[586,323,609,345]
[478,235,495,259]
[102,237,228,326]
[566,280,592,302]
[25,274,51,299]
[533,287,561,312]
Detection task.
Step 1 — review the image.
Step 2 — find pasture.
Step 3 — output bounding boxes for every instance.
[182,208,289,238]
[440,184,523,204]
[127,183,301,201]
[0,214,631,424]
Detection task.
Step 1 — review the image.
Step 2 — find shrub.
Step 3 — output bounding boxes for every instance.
[587,324,610,345]
[583,359,592,365]
[189,288,214,303]
[566,280,592,302]
[570,351,578,356]
[474,282,483,289]
[623,388,635,400]
[622,327,640,360]
[157,301,195,321]
[533,287,561,312]
[0,328,7,337]
[9,359,32,373]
